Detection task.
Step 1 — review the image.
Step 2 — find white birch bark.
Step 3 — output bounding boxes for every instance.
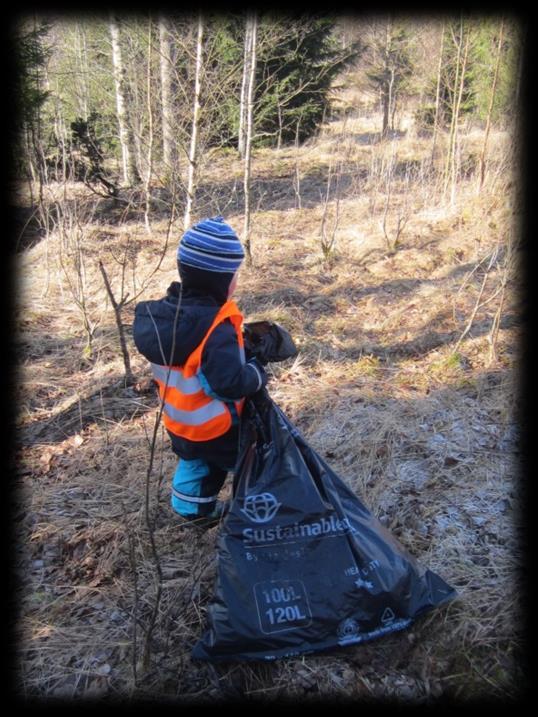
[238,17,253,159]
[443,19,465,201]
[242,12,258,264]
[431,22,445,164]
[109,14,139,186]
[74,23,89,122]
[479,18,505,190]
[184,14,204,232]
[381,19,392,138]
[144,16,155,233]
[159,15,176,174]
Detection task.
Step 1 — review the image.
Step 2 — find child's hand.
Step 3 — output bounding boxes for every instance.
[247,358,268,392]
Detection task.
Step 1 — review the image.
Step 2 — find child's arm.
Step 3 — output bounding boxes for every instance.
[199,320,267,401]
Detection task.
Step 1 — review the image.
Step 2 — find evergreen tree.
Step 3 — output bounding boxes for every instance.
[253,15,362,146]
[197,14,361,149]
[15,19,51,129]
[364,18,414,137]
[469,17,519,124]
[12,17,51,179]
[417,17,517,131]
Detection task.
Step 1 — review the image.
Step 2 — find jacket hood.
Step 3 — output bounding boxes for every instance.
[133,282,222,366]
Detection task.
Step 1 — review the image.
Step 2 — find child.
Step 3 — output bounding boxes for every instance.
[133,216,267,527]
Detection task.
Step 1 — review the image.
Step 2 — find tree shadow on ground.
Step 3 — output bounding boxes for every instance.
[354,128,407,145]
[194,161,370,218]
[15,321,156,446]
[11,205,49,253]
[240,256,519,367]
[241,254,506,314]
[17,372,156,447]
[317,311,519,363]
[14,151,434,252]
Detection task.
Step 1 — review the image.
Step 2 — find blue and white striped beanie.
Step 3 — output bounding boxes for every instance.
[177,216,245,274]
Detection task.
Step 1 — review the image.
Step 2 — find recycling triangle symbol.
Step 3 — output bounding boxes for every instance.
[381,607,395,624]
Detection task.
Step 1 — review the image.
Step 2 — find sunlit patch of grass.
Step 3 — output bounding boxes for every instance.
[351,354,381,377]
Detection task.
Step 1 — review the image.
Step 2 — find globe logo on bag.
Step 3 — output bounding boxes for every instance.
[241,493,281,523]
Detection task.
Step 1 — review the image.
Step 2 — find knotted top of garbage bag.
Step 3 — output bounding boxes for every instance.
[243,321,297,365]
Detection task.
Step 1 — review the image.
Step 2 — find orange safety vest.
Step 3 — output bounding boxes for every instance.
[151,300,245,442]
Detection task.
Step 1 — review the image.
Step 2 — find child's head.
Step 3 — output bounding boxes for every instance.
[177,216,244,303]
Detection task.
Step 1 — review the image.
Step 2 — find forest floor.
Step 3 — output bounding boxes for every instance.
[12,108,527,704]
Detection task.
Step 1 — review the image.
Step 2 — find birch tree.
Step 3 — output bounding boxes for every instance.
[73,22,90,122]
[478,18,505,190]
[430,22,445,165]
[109,14,140,186]
[242,12,257,264]
[381,19,394,138]
[442,18,472,203]
[184,13,204,231]
[238,15,254,158]
[365,17,413,139]
[158,15,177,176]
[144,16,155,232]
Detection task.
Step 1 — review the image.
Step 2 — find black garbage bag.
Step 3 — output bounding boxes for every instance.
[192,391,457,662]
[243,320,298,365]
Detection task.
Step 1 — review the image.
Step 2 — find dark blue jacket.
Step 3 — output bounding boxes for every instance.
[133,282,263,468]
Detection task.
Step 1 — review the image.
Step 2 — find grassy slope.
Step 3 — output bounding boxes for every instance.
[13,107,524,702]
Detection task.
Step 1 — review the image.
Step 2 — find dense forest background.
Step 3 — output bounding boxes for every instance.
[12,12,522,246]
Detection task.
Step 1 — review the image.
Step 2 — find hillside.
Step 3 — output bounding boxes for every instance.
[13,105,524,702]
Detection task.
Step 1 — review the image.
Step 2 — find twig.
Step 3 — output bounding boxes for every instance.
[453,246,499,353]
[487,281,507,366]
[141,407,166,672]
[123,503,139,687]
[98,259,133,385]
[452,246,499,323]
[140,284,183,672]
[379,147,411,253]
[319,162,341,258]
[487,230,516,365]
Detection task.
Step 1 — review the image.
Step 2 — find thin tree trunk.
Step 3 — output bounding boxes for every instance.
[238,16,253,159]
[294,115,302,209]
[381,18,392,138]
[159,15,176,174]
[514,25,525,108]
[276,95,283,151]
[98,260,133,385]
[144,16,155,234]
[478,18,505,190]
[130,56,143,177]
[388,67,396,131]
[75,23,89,121]
[243,12,258,265]
[444,18,469,203]
[443,22,462,199]
[450,28,470,203]
[381,86,390,139]
[184,13,204,232]
[431,22,445,165]
[109,14,140,187]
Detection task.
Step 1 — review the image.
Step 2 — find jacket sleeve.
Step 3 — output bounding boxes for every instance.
[199,320,266,401]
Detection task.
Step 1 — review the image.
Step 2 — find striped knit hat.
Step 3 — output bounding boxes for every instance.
[177,216,245,274]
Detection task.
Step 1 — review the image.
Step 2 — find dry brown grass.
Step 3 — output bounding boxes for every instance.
[13,107,525,703]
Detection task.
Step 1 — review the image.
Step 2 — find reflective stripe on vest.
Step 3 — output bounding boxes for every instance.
[163,397,227,425]
[151,363,202,395]
[151,299,245,442]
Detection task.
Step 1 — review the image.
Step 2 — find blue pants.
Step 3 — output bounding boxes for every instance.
[171,458,228,517]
